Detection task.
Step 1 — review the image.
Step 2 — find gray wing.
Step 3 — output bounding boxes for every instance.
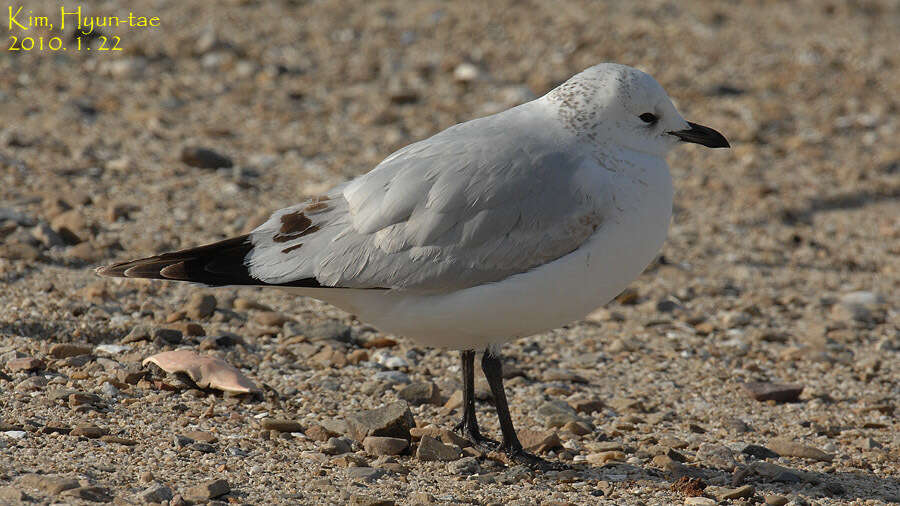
[246,113,608,291]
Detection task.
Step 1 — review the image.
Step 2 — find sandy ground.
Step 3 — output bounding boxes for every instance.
[1,0,899,504]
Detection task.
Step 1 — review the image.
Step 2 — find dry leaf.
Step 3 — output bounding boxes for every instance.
[142,350,260,394]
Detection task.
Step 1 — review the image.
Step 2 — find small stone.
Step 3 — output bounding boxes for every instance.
[122,326,152,343]
[323,437,353,455]
[443,390,463,411]
[71,424,108,438]
[543,368,588,383]
[363,436,408,456]
[261,419,303,433]
[6,357,44,372]
[764,494,789,506]
[768,438,834,462]
[652,454,685,473]
[15,376,47,391]
[397,381,441,406]
[453,62,481,83]
[49,343,93,359]
[568,398,605,414]
[608,397,645,413]
[32,222,65,248]
[183,479,229,502]
[100,435,138,446]
[518,429,562,453]
[18,474,80,495]
[345,467,385,482]
[181,147,233,169]
[345,401,415,442]
[741,382,803,403]
[587,451,626,465]
[697,443,737,471]
[416,435,461,461]
[537,400,579,426]
[659,435,689,449]
[742,444,779,459]
[0,242,40,261]
[255,311,289,327]
[684,498,716,506]
[60,486,112,502]
[0,486,25,502]
[718,485,755,500]
[50,209,88,244]
[138,483,173,503]
[347,349,369,364]
[288,320,352,342]
[562,420,592,435]
[306,424,339,442]
[185,293,217,319]
[498,465,531,484]
[448,456,480,475]
[151,327,183,345]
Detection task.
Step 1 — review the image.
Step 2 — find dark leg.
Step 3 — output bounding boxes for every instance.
[453,350,497,449]
[481,348,567,470]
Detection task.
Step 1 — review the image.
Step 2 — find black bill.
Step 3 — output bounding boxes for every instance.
[669,121,730,148]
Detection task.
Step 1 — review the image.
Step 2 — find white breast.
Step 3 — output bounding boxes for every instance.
[293,152,673,350]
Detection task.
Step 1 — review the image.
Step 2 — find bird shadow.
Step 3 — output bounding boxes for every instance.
[743,183,900,227]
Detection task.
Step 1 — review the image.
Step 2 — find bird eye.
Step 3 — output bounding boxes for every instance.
[639,113,658,124]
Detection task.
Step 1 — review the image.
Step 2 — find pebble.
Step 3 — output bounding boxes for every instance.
[138,483,174,503]
[518,429,562,453]
[287,320,352,342]
[261,419,304,432]
[71,424,108,438]
[0,486,25,502]
[397,381,441,406]
[346,467,385,482]
[61,486,112,502]
[717,485,755,500]
[322,436,354,455]
[684,498,716,506]
[32,222,65,248]
[6,357,44,372]
[185,293,217,319]
[741,382,804,402]
[18,474,80,495]
[255,311,290,327]
[345,401,414,442]
[49,343,93,359]
[697,443,737,471]
[587,451,626,465]
[181,147,233,169]
[183,479,230,502]
[100,435,138,446]
[363,436,409,456]
[453,62,481,83]
[416,435,461,461]
[448,456,480,475]
[542,368,587,383]
[764,494,789,506]
[152,327,183,345]
[16,376,48,391]
[742,444,779,459]
[122,325,152,343]
[768,438,834,462]
[568,398,605,414]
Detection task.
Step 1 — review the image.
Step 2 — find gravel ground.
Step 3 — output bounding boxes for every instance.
[2,0,899,504]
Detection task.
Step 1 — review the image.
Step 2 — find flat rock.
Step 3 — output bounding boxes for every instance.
[100,435,138,446]
[568,398,605,414]
[717,485,755,500]
[346,467,385,482]
[7,357,44,372]
[287,320,352,342]
[60,486,112,502]
[49,343,93,359]
[0,486,26,502]
[697,443,736,471]
[137,483,173,503]
[363,436,409,456]
[122,326,152,343]
[152,327,183,345]
[416,435,461,461]
[764,494,789,506]
[742,444,779,459]
[768,438,834,462]
[261,419,303,432]
[183,479,229,502]
[448,456,480,475]
[684,498,716,506]
[518,429,562,453]
[397,381,441,406]
[345,401,414,442]
[71,424,108,438]
[741,382,803,402]
[18,474,80,495]
[542,368,587,383]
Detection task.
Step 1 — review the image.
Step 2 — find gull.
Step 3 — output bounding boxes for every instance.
[98,63,728,468]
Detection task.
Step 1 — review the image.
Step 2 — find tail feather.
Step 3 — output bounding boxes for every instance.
[96,234,321,288]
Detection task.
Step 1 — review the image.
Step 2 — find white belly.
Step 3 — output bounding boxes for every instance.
[293,161,673,350]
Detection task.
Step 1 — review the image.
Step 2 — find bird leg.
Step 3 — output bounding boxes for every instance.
[453,350,498,451]
[481,348,568,470]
